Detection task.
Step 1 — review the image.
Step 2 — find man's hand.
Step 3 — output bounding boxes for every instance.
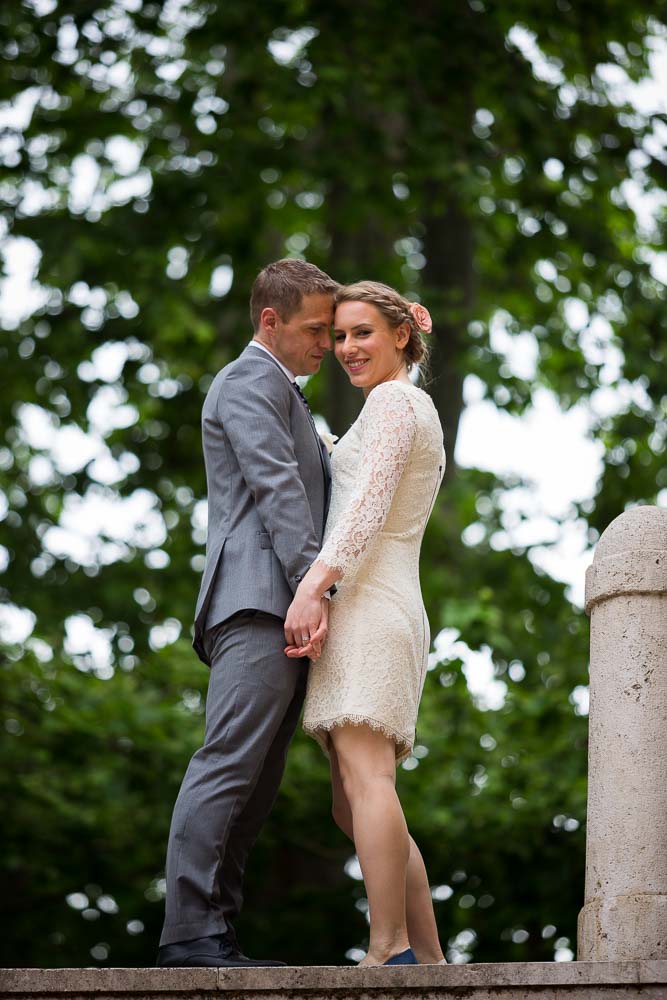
[285,594,329,660]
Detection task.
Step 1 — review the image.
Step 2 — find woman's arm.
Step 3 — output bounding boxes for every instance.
[284,382,417,657]
[316,381,417,580]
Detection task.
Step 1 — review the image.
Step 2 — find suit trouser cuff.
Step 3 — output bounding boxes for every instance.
[159,915,227,948]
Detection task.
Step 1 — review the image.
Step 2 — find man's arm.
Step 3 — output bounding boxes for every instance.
[216,359,320,592]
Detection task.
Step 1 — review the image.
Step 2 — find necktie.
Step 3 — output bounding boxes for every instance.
[292,380,313,416]
[293,381,331,545]
[293,381,326,460]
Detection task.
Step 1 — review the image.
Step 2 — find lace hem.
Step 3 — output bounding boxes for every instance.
[313,556,344,578]
[303,713,413,764]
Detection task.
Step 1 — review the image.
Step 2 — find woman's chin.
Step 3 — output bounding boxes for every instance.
[346,367,373,387]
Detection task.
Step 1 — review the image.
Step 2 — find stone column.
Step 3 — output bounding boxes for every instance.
[578,505,667,961]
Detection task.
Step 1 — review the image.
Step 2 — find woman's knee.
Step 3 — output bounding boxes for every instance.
[336,755,395,806]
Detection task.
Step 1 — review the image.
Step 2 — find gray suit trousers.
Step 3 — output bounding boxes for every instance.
[159,612,308,946]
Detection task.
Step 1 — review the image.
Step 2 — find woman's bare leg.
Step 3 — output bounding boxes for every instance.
[329,725,410,964]
[404,838,445,963]
[330,740,445,964]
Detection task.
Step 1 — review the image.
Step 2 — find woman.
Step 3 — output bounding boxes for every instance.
[284,281,446,967]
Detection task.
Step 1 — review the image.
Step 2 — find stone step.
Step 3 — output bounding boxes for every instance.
[2,962,667,1000]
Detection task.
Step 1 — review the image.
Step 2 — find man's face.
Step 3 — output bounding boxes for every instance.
[264,293,334,376]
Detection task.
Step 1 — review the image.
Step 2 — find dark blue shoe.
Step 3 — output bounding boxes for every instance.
[384,947,418,965]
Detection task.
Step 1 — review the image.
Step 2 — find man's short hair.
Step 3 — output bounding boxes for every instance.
[250,258,338,330]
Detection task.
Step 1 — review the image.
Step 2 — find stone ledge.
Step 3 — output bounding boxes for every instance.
[1,962,667,998]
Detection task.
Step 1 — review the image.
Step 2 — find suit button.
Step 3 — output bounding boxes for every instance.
[294,575,302,582]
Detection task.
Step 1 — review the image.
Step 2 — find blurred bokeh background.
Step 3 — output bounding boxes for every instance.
[1,0,666,970]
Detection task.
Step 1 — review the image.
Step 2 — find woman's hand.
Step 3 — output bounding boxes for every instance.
[284,582,327,655]
[283,559,340,659]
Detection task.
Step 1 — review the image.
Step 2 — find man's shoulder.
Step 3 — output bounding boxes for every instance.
[208,345,292,404]
[228,344,285,377]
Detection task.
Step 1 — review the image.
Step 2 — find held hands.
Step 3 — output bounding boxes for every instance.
[284,588,329,660]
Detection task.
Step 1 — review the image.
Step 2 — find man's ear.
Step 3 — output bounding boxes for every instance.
[260,307,279,336]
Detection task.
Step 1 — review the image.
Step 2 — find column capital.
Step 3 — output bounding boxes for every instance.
[585,505,667,615]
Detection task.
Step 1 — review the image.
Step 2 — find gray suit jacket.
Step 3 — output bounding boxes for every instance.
[193,343,331,665]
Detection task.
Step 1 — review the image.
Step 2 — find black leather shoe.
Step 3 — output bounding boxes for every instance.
[220,926,286,967]
[157,931,286,968]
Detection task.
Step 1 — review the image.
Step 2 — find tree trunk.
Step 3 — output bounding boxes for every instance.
[322,185,390,435]
[422,198,476,482]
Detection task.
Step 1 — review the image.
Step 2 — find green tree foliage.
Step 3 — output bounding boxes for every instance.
[1,0,665,969]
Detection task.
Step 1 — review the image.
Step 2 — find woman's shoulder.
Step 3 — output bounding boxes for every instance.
[364,381,444,452]
[360,380,418,427]
[355,382,421,451]
[364,379,440,421]
[364,379,420,409]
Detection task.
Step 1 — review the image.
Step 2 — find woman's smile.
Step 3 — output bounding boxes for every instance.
[346,358,370,373]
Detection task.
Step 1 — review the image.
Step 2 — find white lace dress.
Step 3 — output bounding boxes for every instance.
[302,380,446,763]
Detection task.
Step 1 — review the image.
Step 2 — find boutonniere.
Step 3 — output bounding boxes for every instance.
[319,431,338,456]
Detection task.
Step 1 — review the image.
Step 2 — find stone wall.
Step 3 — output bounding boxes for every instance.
[2,963,667,1000]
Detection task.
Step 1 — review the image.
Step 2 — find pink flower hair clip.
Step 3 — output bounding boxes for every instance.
[408,302,432,334]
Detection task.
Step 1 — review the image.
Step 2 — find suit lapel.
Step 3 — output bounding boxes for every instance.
[292,381,331,495]
[245,343,331,497]
[321,442,332,529]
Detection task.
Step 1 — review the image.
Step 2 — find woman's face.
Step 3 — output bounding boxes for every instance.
[333,301,410,393]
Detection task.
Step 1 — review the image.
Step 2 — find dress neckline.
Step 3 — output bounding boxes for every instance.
[366,379,432,401]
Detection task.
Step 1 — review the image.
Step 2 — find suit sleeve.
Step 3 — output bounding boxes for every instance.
[216,360,321,593]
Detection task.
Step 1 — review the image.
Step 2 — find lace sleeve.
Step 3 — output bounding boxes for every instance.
[317,382,417,581]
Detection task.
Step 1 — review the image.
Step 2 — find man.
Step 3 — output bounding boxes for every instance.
[157,259,338,968]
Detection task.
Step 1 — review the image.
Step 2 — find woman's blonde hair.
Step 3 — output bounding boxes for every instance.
[334,280,430,374]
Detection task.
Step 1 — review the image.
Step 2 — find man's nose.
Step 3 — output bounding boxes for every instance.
[320,330,332,351]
